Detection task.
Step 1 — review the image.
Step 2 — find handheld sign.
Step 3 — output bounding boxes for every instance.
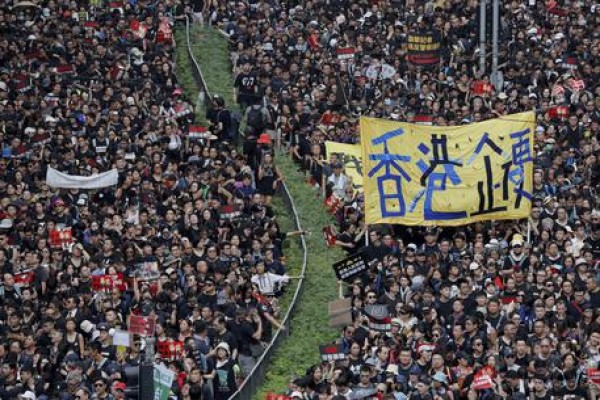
[319,344,345,362]
[128,314,156,337]
[332,251,368,281]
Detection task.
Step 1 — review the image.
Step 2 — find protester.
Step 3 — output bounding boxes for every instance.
[207,0,600,398]
[0,0,304,399]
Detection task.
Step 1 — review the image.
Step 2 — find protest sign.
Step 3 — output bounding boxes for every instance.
[133,261,160,281]
[91,273,127,292]
[128,314,156,337]
[361,112,535,226]
[332,251,368,281]
[319,344,345,362]
[157,340,184,360]
[154,363,175,400]
[406,32,441,65]
[14,270,34,287]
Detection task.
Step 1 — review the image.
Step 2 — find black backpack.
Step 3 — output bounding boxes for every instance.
[246,106,265,132]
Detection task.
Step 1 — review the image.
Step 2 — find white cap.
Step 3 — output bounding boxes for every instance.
[215,342,230,354]
[576,258,587,266]
[80,320,95,334]
[20,391,36,400]
[0,219,13,229]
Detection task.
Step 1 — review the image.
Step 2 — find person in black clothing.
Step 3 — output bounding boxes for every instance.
[365,230,391,263]
[211,342,237,400]
[234,61,259,109]
[207,95,235,141]
[232,307,263,377]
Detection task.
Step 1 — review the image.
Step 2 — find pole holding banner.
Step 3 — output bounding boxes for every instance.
[479,0,487,74]
[491,0,500,86]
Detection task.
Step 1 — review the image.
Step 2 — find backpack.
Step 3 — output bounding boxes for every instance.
[218,109,241,141]
[247,106,266,132]
[229,110,241,140]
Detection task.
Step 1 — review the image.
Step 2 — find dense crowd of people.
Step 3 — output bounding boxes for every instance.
[205,0,600,399]
[1,0,600,399]
[0,0,310,399]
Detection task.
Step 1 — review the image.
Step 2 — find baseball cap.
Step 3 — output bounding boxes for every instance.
[432,371,448,384]
[257,133,272,145]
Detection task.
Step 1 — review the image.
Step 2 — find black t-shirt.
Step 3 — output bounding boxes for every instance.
[234,73,257,101]
[233,320,259,356]
[212,330,238,356]
[197,292,218,309]
[590,289,600,309]
[436,298,453,319]
[364,243,391,262]
[555,386,587,399]
[531,392,552,400]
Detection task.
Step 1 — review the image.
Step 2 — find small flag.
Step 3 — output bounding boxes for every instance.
[548,106,569,119]
[336,47,355,60]
[55,65,75,75]
[472,80,494,95]
[413,115,433,126]
[14,271,35,287]
[561,57,578,70]
[323,225,337,247]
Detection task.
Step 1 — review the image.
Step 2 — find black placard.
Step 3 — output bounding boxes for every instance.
[406,31,441,65]
[332,251,368,281]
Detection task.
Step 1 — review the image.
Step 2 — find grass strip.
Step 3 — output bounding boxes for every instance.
[175,24,344,399]
[175,25,240,125]
[253,154,343,400]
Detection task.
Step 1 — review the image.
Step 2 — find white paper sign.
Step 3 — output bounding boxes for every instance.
[113,330,131,347]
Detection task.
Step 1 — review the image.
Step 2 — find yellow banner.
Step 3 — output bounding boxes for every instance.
[360,112,535,226]
[325,141,363,192]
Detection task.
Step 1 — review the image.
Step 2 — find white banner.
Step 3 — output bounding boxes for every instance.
[46,167,119,189]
